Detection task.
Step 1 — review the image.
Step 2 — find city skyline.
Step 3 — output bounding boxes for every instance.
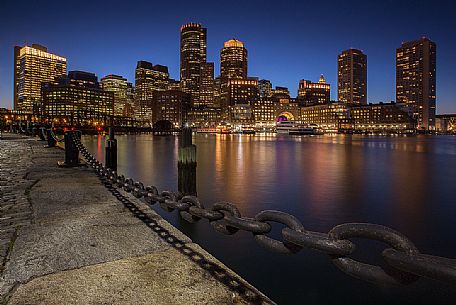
[0,0,455,113]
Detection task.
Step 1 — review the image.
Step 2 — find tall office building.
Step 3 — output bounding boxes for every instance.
[135,61,169,121]
[338,48,367,104]
[396,38,436,130]
[297,75,330,106]
[14,44,67,112]
[199,62,215,108]
[220,39,248,81]
[180,23,207,105]
[101,74,135,117]
[220,39,248,112]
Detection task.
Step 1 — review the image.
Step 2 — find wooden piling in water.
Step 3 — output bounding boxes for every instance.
[178,127,197,196]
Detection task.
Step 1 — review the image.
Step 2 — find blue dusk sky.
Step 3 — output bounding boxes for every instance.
[0,0,454,113]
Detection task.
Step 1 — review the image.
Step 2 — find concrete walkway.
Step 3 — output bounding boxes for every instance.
[0,134,273,305]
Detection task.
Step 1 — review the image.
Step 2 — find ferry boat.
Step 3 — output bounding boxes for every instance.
[276,121,322,135]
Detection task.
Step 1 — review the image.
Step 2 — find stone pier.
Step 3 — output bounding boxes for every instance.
[0,134,274,305]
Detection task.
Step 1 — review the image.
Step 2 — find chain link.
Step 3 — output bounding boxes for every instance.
[70,132,456,287]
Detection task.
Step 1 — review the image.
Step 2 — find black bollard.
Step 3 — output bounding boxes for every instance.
[178,127,197,196]
[45,129,56,147]
[105,127,117,171]
[38,127,46,141]
[58,131,81,167]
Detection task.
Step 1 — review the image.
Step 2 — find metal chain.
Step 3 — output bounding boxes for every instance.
[70,133,456,287]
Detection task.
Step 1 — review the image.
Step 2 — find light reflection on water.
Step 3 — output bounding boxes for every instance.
[82,134,456,305]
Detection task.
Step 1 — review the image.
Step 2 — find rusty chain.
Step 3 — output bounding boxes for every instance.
[70,132,456,287]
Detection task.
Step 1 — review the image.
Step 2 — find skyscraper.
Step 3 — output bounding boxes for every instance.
[180,23,207,105]
[220,39,248,112]
[220,39,248,81]
[338,48,367,104]
[396,38,436,130]
[14,44,67,112]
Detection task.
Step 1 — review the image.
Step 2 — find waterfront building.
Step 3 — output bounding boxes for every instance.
[396,38,436,130]
[14,44,67,113]
[101,74,134,117]
[350,102,416,132]
[180,23,207,105]
[258,79,273,98]
[338,48,367,104]
[199,62,215,108]
[135,61,169,122]
[300,102,349,131]
[226,78,258,125]
[252,97,275,128]
[274,103,301,122]
[153,90,191,127]
[42,71,114,126]
[436,114,456,133]
[297,75,330,106]
[188,107,222,127]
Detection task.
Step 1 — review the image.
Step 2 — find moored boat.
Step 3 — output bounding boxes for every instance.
[276,121,322,135]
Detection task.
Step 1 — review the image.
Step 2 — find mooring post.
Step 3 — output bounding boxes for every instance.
[38,127,46,141]
[178,127,197,196]
[26,120,32,136]
[58,130,81,167]
[45,128,56,147]
[105,127,117,171]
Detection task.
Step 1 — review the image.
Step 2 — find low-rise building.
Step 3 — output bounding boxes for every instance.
[188,107,221,127]
[350,102,416,132]
[436,114,456,133]
[153,90,191,127]
[300,102,349,131]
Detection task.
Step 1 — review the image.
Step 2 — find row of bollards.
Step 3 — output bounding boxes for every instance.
[55,127,197,196]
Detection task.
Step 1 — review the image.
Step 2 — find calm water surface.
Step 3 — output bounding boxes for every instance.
[82,134,456,305]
